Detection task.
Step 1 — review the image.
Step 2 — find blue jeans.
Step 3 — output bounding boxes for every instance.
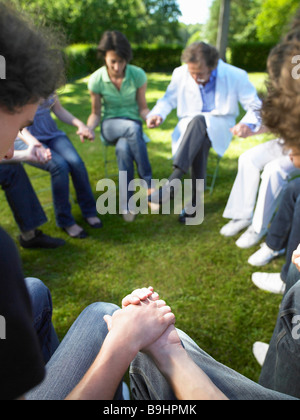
[24,278,121,400]
[15,136,97,228]
[266,178,300,282]
[130,329,297,400]
[101,119,152,209]
[0,163,47,232]
[258,264,300,398]
[130,266,300,400]
[24,278,59,364]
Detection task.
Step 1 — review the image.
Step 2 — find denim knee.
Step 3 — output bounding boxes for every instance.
[123,120,143,138]
[24,277,50,302]
[115,138,132,158]
[81,302,120,319]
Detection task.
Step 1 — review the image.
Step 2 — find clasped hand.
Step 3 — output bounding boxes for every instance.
[103,287,179,357]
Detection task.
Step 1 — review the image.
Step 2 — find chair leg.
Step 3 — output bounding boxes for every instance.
[103,143,108,179]
[208,156,221,195]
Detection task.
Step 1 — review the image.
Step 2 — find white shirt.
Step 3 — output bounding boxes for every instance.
[148,59,262,157]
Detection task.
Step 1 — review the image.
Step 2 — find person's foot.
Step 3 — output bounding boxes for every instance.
[19,229,65,249]
[235,225,267,249]
[63,224,88,239]
[85,216,103,229]
[248,243,286,267]
[220,219,251,237]
[253,342,269,367]
[122,211,136,223]
[251,272,286,295]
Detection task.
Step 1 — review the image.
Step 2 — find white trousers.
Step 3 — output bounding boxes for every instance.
[223,139,300,233]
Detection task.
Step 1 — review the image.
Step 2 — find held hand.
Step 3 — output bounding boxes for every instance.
[143,324,183,363]
[230,123,253,138]
[76,123,95,143]
[122,286,159,308]
[104,298,175,353]
[292,244,300,272]
[146,115,163,129]
[26,144,51,163]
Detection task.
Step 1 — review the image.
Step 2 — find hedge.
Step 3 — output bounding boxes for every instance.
[64,41,275,81]
[63,43,183,80]
[229,42,276,72]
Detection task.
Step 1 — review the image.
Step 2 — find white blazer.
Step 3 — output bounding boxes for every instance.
[148,60,262,157]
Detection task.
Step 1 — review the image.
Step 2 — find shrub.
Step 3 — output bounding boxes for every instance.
[229,42,276,72]
[63,44,98,81]
[64,43,183,80]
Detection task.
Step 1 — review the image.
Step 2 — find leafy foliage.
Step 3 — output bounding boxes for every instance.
[11,0,182,44]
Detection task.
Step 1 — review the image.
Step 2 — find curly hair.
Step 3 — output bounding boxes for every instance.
[261,8,300,150]
[0,2,65,113]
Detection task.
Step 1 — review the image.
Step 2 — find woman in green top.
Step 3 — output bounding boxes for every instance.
[87,31,153,221]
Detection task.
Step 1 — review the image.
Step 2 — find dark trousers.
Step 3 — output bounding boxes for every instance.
[259,263,300,398]
[173,116,212,204]
[0,163,47,232]
[266,178,300,281]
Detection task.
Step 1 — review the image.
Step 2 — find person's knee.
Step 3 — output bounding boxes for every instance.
[24,277,51,302]
[116,137,131,157]
[125,120,142,138]
[82,302,120,319]
[48,158,69,176]
[189,115,206,130]
[238,147,260,169]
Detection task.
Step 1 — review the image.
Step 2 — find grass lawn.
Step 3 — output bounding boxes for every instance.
[1,71,284,385]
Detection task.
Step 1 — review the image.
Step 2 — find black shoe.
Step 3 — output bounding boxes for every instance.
[178,209,196,224]
[62,227,88,239]
[19,230,66,249]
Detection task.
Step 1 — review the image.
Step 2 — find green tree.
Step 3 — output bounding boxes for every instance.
[204,0,263,45]
[12,0,182,44]
[255,0,300,43]
[204,0,300,46]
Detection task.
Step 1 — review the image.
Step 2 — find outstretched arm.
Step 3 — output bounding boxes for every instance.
[125,288,228,400]
[145,325,228,400]
[66,293,175,400]
[52,96,94,143]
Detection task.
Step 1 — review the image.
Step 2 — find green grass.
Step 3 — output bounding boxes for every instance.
[1,72,283,384]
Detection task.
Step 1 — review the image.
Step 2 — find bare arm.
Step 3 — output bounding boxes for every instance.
[1,145,50,164]
[66,296,175,400]
[124,289,228,401]
[136,83,151,121]
[146,326,228,400]
[52,96,94,143]
[87,92,102,138]
[12,131,51,163]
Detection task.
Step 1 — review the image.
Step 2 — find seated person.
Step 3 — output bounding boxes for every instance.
[18,278,298,400]
[220,138,300,249]
[1,144,65,249]
[252,257,300,399]
[249,177,300,295]
[146,41,265,223]
[15,94,102,239]
[87,30,153,222]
